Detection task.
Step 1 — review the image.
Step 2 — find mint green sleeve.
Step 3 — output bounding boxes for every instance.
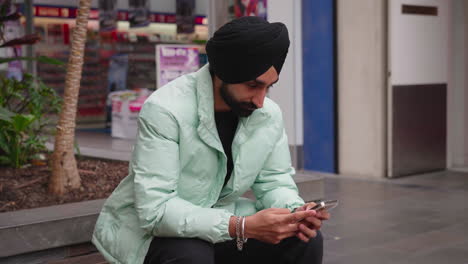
[251,119,305,212]
[132,101,232,243]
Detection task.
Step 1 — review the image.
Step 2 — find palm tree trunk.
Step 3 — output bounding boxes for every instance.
[49,0,92,195]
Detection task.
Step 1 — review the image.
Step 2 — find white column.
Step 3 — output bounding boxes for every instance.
[337,0,387,178]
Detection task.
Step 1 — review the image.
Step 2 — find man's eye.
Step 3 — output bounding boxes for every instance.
[248,83,257,88]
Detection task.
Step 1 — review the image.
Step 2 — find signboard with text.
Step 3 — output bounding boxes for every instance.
[29,5,205,25]
[156,45,199,89]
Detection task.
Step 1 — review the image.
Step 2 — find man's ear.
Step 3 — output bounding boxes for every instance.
[212,75,223,90]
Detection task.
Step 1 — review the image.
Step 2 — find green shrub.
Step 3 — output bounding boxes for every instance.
[0,73,61,168]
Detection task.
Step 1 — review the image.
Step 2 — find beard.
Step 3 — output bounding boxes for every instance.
[220,82,258,117]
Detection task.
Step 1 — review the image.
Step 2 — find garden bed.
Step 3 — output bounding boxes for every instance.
[0,157,129,213]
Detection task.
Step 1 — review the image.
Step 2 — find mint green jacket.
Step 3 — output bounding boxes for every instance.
[92,64,304,264]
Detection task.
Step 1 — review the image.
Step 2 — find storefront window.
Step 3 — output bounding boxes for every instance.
[26,5,208,128]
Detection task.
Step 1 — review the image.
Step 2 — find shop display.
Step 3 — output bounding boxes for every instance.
[46,24,64,44]
[109,89,150,139]
[176,0,196,34]
[129,0,150,28]
[127,42,157,90]
[229,0,267,20]
[99,0,118,32]
[24,3,208,129]
[36,29,107,125]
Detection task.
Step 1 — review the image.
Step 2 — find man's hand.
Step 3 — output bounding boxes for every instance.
[294,202,331,242]
[242,208,317,244]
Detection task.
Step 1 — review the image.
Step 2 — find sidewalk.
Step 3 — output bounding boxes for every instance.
[321,171,468,264]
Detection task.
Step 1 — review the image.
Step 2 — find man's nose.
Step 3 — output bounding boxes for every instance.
[252,87,267,108]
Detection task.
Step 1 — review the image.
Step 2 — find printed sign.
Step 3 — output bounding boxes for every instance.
[156,45,200,88]
[29,5,206,24]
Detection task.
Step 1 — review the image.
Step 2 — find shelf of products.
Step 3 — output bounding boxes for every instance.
[36,40,107,125]
[34,20,208,128]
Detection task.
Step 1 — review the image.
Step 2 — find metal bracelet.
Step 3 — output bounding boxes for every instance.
[236,216,243,251]
[241,216,248,243]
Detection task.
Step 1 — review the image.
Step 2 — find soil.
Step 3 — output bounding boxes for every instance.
[0,157,129,213]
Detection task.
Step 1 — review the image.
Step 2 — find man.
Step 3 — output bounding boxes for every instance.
[92,16,330,264]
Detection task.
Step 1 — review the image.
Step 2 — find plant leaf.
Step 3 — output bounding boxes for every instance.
[0,132,11,154]
[0,156,11,165]
[74,140,81,156]
[0,57,32,64]
[12,114,35,132]
[37,56,66,66]
[0,106,14,121]
[0,56,65,66]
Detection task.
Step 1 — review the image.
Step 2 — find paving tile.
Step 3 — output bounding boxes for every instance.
[322,250,342,264]
[322,216,397,240]
[377,223,468,256]
[321,170,468,263]
[396,247,468,264]
[324,229,406,258]
[323,245,408,264]
[388,218,447,236]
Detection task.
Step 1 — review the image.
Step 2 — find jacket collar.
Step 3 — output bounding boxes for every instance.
[194,64,271,153]
[195,64,224,153]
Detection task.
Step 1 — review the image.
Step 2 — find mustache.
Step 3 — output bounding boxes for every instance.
[239,102,257,110]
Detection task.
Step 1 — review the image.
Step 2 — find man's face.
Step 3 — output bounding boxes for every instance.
[220,66,279,117]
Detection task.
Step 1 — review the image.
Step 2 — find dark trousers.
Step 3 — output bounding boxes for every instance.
[143,231,323,264]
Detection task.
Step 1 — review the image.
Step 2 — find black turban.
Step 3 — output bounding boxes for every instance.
[206,16,290,84]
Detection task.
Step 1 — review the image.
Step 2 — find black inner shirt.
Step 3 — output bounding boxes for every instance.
[214,111,239,186]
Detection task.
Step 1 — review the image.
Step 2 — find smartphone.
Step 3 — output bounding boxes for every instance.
[309,199,339,212]
[295,199,338,222]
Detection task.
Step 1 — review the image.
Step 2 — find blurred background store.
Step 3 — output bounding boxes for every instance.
[1,0,467,179]
[6,0,211,128]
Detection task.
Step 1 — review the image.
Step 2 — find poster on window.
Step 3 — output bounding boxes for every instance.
[4,21,23,80]
[129,0,150,28]
[156,45,199,89]
[228,0,267,20]
[99,0,118,31]
[176,0,195,34]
